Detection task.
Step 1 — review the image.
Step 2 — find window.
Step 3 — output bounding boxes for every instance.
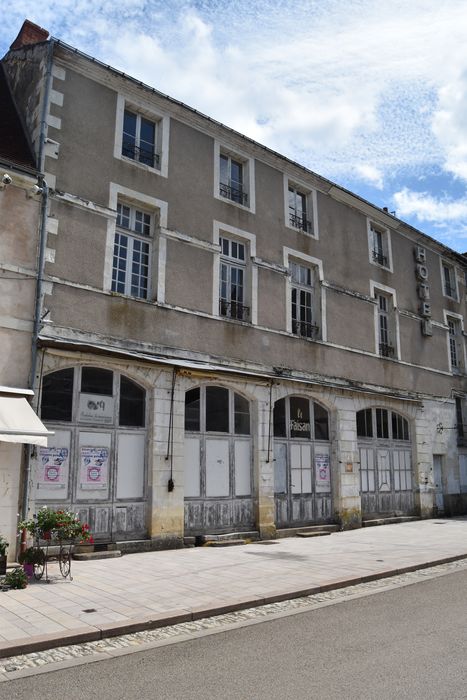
[112,202,152,299]
[185,386,250,436]
[288,186,312,233]
[41,368,74,422]
[122,109,158,169]
[214,142,255,211]
[119,376,145,427]
[357,408,409,442]
[219,237,249,321]
[376,292,395,358]
[442,262,457,299]
[290,261,318,339]
[273,397,329,441]
[220,154,246,205]
[447,316,463,372]
[368,220,392,270]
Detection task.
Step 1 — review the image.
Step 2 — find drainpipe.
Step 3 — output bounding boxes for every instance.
[22,39,55,523]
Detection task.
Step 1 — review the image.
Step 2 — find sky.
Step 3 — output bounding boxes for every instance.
[2,0,467,252]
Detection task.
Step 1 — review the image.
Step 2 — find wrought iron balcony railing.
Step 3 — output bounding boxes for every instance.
[292,320,320,339]
[372,249,388,267]
[219,299,250,321]
[122,140,160,169]
[289,213,313,234]
[219,182,248,206]
[379,342,395,358]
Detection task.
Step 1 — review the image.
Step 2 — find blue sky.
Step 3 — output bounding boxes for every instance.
[2,0,467,252]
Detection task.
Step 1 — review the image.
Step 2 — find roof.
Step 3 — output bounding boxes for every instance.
[0,63,36,170]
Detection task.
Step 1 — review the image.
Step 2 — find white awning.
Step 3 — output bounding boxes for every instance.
[0,395,52,446]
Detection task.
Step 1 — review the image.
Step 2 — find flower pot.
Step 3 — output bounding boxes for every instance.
[0,555,6,576]
[23,563,34,577]
[42,531,51,540]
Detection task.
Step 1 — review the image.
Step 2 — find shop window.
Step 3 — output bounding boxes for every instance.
[357,408,409,441]
[41,368,74,422]
[119,377,145,427]
[185,386,250,435]
[81,367,113,395]
[273,396,329,441]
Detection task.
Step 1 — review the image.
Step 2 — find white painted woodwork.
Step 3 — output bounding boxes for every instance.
[116,433,145,499]
[184,437,201,498]
[205,439,229,497]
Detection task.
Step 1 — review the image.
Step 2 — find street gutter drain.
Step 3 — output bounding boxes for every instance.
[82,608,97,613]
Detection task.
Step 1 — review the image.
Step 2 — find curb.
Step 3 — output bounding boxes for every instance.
[1,552,466,660]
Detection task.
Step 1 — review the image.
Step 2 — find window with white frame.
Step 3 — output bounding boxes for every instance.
[112,202,153,299]
[214,143,255,211]
[122,109,159,169]
[290,261,319,339]
[219,153,247,205]
[376,291,395,358]
[288,185,312,234]
[219,237,249,321]
[442,262,457,299]
[369,221,391,270]
[447,316,463,372]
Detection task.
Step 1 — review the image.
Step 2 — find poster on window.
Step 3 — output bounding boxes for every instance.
[80,446,109,490]
[37,446,69,490]
[315,452,331,492]
[78,394,114,425]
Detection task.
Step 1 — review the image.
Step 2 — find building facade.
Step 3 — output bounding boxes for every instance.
[0,57,51,558]
[2,20,467,551]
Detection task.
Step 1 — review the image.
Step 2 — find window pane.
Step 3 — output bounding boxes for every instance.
[376,408,389,439]
[41,368,74,422]
[290,397,310,439]
[206,386,229,432]
[220,154,229,184]
[234,393,250,435]
[392,412,409,441]
[314,403,329,440]
[185,388,200,432]
[356,409,373,438]
[122,111,137,159]
[81,367,113,396]
[273,398,286,437]
[119,376,145,427]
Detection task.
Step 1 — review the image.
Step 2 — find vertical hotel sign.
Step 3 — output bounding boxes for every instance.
[414,246,433,336]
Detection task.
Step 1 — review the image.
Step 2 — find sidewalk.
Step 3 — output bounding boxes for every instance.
[1,517,466,659]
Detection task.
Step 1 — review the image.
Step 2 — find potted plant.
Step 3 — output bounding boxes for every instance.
[18,547,44,577]
[19,506,93,543]
[4,567,28,589]
[0,535,8,576]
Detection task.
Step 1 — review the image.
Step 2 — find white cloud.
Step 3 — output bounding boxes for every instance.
[354,164,384,190]
[3,1,467,248]
[393,187,467,223]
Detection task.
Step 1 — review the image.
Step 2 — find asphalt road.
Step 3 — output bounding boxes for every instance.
[4,569,467,700]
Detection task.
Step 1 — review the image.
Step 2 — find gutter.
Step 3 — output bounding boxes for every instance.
[22,38,55,521]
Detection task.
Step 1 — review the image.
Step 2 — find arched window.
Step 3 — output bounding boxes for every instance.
[356,408,409,441]
[273,397,329,441]
[184,386,250,435]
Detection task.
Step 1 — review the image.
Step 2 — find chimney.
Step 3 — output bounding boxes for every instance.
[10,20,49,50]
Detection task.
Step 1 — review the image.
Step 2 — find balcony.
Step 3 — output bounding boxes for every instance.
[372,249,388,267]
[379,343,395,358]
[292,320,319,339]
[289,213,313,234]
[219,299,250,321]
[122,140,160,169]
[219,182,247,206]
